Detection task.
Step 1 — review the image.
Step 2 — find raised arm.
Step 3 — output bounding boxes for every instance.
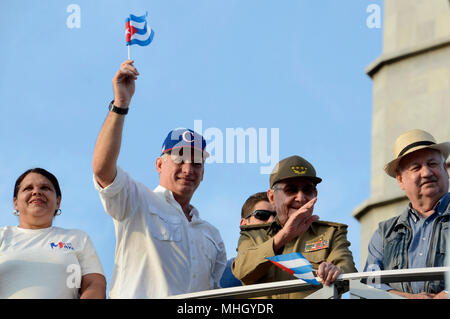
[92,60,139,188]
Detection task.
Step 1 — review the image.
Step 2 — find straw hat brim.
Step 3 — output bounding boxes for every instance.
[384,142,450,178]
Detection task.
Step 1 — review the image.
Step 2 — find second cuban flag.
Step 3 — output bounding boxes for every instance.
[266,252,320,285]
[125,13,154,46]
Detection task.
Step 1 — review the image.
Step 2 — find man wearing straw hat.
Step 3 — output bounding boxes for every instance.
[364,129,450,299]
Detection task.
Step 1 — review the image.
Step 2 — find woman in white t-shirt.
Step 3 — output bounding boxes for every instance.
[0,168,106,299]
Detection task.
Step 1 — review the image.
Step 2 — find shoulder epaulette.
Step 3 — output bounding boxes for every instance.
[240,222,273,231]
[313,220,348,229]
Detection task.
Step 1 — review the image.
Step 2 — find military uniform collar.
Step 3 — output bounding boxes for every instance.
[265,218,319,237]
[267,219,282,236]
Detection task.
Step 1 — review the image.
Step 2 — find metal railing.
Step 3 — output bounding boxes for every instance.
[169,267,450,299]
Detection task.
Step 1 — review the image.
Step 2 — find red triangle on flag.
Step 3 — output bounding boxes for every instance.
[125,21,138,43]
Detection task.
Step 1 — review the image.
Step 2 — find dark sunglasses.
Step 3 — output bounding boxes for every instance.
[273,183,317,196]
[245,209,276,221]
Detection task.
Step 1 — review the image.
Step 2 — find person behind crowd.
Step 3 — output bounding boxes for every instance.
[220,192,276,288]
[232,155,357,298]
[364,129,449,299]
[0,168,106,299]
[92,60,227,298]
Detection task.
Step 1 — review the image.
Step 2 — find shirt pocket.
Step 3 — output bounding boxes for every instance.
[434,224,448,266]
[302,250,328,270]
[148,212,181,242]
[382,230,408,269]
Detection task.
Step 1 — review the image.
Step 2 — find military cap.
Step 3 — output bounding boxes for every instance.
[270,155,322,188]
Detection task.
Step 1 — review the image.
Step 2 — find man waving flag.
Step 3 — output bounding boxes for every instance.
[125,12,154,58]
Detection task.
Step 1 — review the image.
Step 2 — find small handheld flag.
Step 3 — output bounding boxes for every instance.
[266,252,320,285]
[125,12,155,59]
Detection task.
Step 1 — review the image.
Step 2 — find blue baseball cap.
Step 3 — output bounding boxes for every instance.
[161,128,210,158]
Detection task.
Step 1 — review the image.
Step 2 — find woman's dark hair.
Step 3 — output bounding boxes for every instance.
[14,168,62,199]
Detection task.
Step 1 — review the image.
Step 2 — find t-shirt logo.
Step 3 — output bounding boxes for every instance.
[50,241,75,250]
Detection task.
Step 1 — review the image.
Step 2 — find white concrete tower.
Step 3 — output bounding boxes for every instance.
[354,0,450,268]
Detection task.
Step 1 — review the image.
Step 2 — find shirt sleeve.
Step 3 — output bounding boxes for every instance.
[77,232,105,277]
[232,231,276,285]
[364,228,392,291]
[93,166,140,221]
[211,238,227,289]
[325,225,358,274]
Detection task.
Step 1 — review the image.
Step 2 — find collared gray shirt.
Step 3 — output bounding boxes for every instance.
[364,193,450,293]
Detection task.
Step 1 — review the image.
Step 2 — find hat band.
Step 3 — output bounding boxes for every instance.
[397,141,435,157]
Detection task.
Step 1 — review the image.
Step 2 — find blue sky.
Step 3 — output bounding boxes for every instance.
[0,0,383,291]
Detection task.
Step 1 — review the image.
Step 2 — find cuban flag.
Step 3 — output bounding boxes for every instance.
[266,252,320,285]
[125,13,154,46]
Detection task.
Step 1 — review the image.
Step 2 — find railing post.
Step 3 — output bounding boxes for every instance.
[304,284,339,299]
[348,280,405,299]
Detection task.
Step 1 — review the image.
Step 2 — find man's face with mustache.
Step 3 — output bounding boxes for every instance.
[396,148,449,206]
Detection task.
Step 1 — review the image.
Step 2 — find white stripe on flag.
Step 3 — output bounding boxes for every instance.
[129,20,146,29]
[131,28,151,41]
[277,258,310,269]
[293,272,315,280]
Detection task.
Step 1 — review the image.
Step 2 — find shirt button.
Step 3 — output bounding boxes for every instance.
[419,253,423,256]
[422,237,426,241]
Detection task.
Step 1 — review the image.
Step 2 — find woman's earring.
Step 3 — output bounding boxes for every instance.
[13,210,19,216]
[55,209,62,216]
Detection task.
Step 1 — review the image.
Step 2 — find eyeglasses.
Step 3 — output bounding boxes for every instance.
[273,183,317,197]
[165,153,205,165]
[245,209,276,221]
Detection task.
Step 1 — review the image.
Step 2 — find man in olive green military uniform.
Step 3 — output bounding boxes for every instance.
[232,155,357,298]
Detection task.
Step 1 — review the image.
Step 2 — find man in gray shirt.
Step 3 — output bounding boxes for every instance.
[364,129,449,299]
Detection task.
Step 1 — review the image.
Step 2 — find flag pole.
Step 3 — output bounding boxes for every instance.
[128,45,131,60]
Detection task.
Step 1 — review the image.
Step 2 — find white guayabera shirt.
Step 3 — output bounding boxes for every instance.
[94,166,227,299]
[0,226,104,299]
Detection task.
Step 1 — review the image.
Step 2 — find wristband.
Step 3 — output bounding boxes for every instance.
[109,100,129,115]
